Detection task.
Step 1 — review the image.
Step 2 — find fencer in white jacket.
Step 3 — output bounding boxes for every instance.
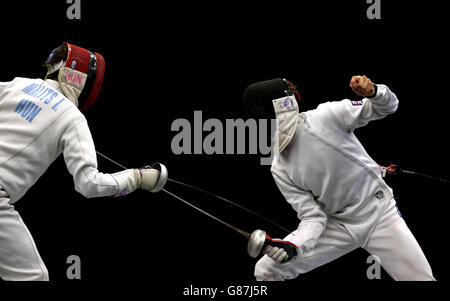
[0,42,166,281]
[244,76,435,281]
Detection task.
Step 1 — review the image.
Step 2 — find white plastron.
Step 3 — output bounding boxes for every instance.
[272,95,299,155]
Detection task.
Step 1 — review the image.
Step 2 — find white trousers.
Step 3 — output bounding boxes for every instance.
[255,198,435,281]
[0,187,48,281]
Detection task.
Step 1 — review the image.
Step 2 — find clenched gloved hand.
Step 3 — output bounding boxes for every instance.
[263,245,288,264]
[262,236,298,264]
[112,163,168,197]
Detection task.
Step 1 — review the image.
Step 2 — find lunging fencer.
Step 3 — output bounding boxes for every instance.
[243,76,435,281]
[0,42,167,281]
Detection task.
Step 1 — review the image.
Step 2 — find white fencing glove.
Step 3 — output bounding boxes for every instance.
[112,163,168,197]
[140,163,168,192]
[260,235,298,264]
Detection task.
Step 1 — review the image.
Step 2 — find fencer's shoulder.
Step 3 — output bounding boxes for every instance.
[301,101,353,136]
[303,102,331,119]
[2,77,53,89]
[270,163,283,179]
[270,156,281,172]
[303,102,336,126]
[60,106,86,123]
[9,76,31,81]
[314,101,339,113]
[11,76,38,83]
[51,101,86,131]
[270,157,289,178]
[52,107,89,142]
[1,77,31,86]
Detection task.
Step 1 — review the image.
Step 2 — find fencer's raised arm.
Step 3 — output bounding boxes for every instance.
[60,116,164,198]
[327,82,399,132]
[271,167,327,257]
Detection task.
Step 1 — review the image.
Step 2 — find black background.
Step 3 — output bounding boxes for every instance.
[0,0,447,297]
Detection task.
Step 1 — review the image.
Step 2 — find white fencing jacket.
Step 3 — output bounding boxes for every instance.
[271,84,399,253]
[0,77,136,203]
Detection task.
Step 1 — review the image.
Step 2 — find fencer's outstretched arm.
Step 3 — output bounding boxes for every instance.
[271,167,327,257]
[59,116,162,198]
[60,117,126,198]
[327,76,399,132]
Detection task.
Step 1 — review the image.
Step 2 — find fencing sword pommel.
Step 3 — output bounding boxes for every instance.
[247,229,267,258]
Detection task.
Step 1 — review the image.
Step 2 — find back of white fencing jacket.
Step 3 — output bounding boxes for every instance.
[271,84,399,253]
[0,77,121,203]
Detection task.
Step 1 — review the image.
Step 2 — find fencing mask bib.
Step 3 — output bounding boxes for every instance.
[45,42,105,110]
[272,95,299,154]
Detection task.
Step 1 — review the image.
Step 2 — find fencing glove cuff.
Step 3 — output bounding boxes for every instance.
[111,169,142,197]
